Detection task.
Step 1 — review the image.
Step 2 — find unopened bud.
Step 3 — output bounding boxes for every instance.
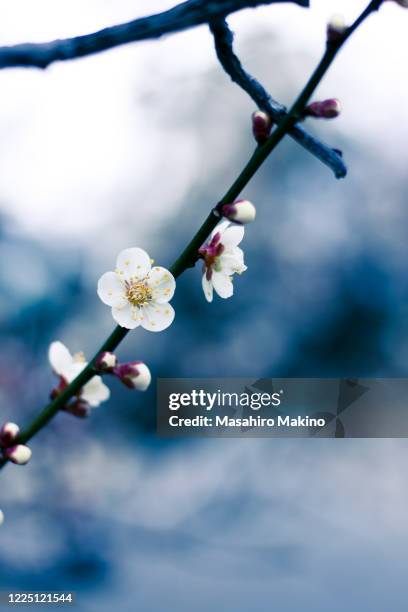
[95,351,117,372]
[63,399,91,419]
[5,444,32,465]
[252,111,273,145]
[303,98,342,119]
[327,15,347,42]
[389,0,408,7]
[221,200,256,225]
[0,422,20,448]
[114,362,151,391]
[50,377,67,400]
[0,510,4,525]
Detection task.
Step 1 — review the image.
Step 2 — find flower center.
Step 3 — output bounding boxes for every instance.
[198,233,225,275]
[125,280,152,307]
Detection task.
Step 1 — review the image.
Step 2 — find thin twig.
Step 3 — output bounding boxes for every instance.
[0,0,383,470]
[0,0,307,70]
[209,18,347,179]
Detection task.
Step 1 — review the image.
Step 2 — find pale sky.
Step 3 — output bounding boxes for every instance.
[0,0,405,240]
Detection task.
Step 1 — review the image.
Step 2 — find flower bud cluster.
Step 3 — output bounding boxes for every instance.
[0,422,32,465]
[95,352,151,391]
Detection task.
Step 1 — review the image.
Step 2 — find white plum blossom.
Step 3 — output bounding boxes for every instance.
[97,248,176,331]
[199,220,247,303]
[49,341,110,408]
[0,510,4,525]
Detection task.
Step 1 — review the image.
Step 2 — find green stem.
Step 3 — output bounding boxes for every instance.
[0,0,382,468]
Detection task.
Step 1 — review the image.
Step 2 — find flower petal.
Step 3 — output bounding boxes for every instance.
[82,376,110,407]
[212,271,234,299]
[221,224,245,247]
[48,341,73,376]
[146,266,176,304]
[64,362,87,384]
[116,248,151,281]
[97,271,127,307]
[210,220,230,241]
[220,249,247,274]
[141,303,175,332]
[202,273,213,303]
[112,303,142,330]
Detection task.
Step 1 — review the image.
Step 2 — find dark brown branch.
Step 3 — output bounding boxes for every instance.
[0,0,308,70]
[209,18,347,179]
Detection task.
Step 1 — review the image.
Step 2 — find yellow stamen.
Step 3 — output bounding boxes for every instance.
[125,280,152,307]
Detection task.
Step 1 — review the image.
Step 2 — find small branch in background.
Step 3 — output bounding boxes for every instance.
[0,0,307,70]
[209,18,347,179]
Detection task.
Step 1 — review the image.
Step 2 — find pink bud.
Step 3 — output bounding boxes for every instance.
[303,99,342,120]
[5,444,32,465]
[0,422,20,448]
[95,351,117,371]
[221,200,256,225]
[327,15,347,42]
[389,0,408,7]
[252,111,273,145]
[63,399,91,418]
[50,377,67,400]
[114,362,151,391]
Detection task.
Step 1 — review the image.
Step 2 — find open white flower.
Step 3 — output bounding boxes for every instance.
[97,248,176,331]
[49,341,110,408]
[199,220,247,303]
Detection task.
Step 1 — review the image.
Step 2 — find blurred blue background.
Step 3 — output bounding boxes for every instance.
[1,1,408,610]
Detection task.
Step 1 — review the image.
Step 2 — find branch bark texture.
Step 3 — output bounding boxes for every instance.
[0,0,307,70]
[209,18,347,178]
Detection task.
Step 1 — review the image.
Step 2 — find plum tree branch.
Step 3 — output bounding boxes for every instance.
[0,0,307,70]
[209,18,347,179]
[0,0,383,470]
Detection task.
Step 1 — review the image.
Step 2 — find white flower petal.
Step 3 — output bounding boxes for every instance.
[228,245,245,263]
[212,271,234,299]
[221,224,245,247]
[48,341,73,376]
[210,219,230,241]
[82,376,110,407]
[146,266,176,304]
[141,303,175,332]
[64,362,87,384]
[112,303,142,330]
[202,273,213,303]
[97,271,126,308]
[116,248,151,281]
[219,249,246,274]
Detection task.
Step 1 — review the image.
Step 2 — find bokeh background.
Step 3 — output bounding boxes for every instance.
[1,0,408,610]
